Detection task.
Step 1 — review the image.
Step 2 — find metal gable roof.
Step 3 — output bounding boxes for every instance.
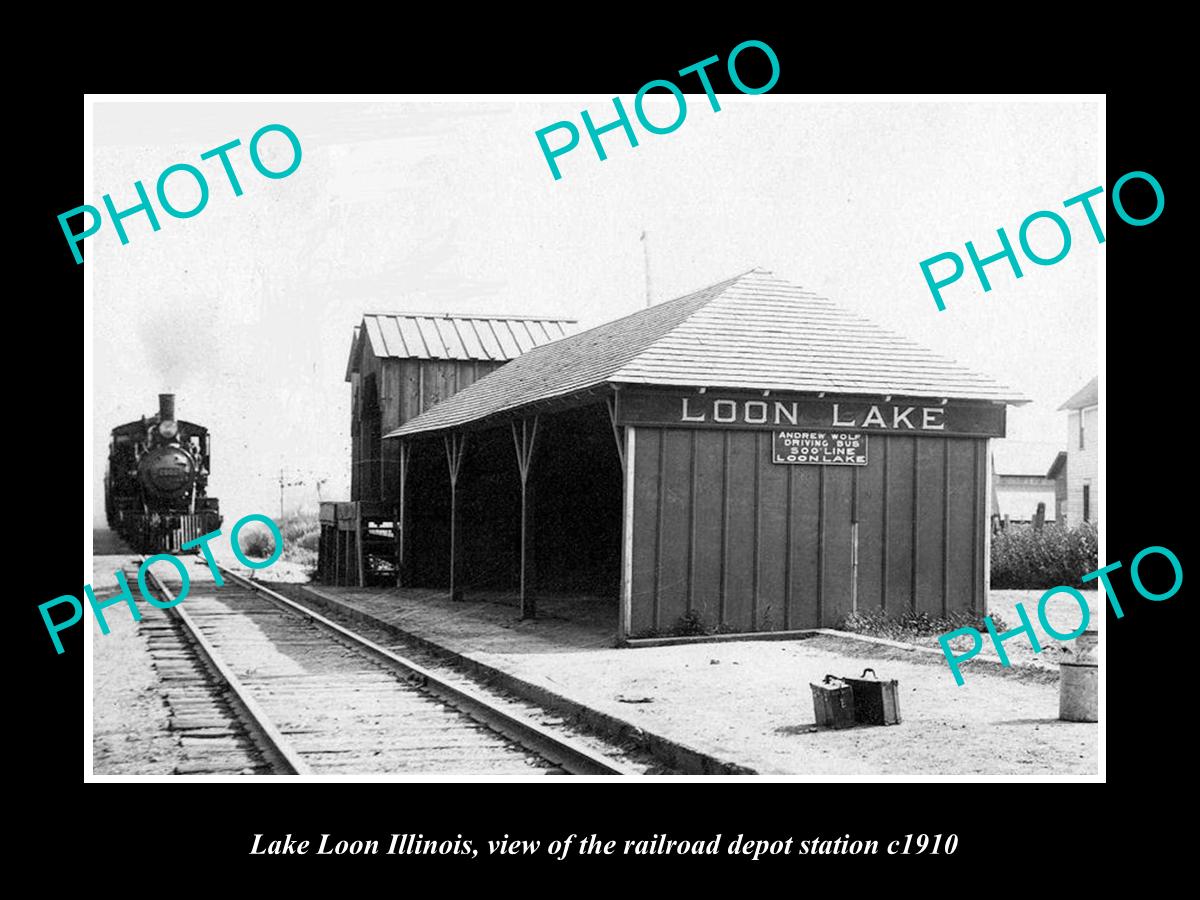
[385,269,1026,440]
[992,440,1065,476]
[345,312,577,381]
[1058,375,1098,411]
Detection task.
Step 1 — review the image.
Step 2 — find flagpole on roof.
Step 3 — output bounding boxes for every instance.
[640,230,652,308]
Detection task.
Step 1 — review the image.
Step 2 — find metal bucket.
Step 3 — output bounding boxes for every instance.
[1059,631,1097,722]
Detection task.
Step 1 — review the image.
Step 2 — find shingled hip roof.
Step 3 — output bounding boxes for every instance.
[385,269,1026,440]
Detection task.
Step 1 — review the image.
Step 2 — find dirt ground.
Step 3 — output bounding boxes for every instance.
[90,529,1098,777]
[935,588,1099,668]
[299,584,1099,776]
[91,537,235,775]
[90,551,183,775]
[479,636,1096,775]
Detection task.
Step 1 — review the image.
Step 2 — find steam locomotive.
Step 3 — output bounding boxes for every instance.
[105,394,222,553]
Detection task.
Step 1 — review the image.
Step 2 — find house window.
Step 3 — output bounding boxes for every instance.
[1083,484,1091,523]
[1078,413,1085,450]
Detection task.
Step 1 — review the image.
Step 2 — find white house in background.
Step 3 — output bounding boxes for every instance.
[1059,376,1099,525]
[991,440,1064,525]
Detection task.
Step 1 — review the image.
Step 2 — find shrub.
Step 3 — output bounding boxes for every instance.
[278,511,318,542]
[295,529,320,552]
[991,521,1098,589]
[238,523,276,560]
[275,511,321,561]
[839,608,1008,641]
[673,609,709,636]
[633,610,741,638]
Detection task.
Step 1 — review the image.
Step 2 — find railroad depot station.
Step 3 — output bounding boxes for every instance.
[318,269,1023,644]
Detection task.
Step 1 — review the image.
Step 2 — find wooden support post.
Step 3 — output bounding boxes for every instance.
[618,425,636,644]
[850,465,860,616]
[397,441,410,587]
[318,527,326,583]
[511,416,540,619]
[326,528,335,584]
[607,390,628,636]
[317,527,325,583]
[333,529,341,586]
[444,432,467,601]
[983,438,994,616]
[605,393,625,468]
[356,506,365,588]
[525,479,537,607]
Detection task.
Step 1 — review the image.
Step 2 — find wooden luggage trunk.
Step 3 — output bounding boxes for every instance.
[844,668,901,726]
[811,675,856,729]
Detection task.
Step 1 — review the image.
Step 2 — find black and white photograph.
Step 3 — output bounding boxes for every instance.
[82,93,1103,780]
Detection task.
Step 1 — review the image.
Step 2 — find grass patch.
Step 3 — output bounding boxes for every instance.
[637,611,768,639]
[272,511,320,566]
[991,522,1097,589]
[838,608,1009,642]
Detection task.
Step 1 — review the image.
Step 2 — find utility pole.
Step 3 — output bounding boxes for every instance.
[279,469,304,519]
[640,230,652,308]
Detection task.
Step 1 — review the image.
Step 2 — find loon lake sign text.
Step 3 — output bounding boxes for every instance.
[616,391,1007,439]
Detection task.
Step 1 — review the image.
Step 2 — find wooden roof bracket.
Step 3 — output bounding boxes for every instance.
[605,389,626,469]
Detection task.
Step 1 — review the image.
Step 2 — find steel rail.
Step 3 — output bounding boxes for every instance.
[216,564,635,776]
[140,560,314,775]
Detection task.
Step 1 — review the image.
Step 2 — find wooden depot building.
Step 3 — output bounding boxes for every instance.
[338,269,1025,644]
[317,310,576,586]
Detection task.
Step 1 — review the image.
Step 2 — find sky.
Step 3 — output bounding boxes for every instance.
[89,98,1100,526]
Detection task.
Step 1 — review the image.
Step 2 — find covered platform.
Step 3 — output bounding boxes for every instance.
[305,584,615,653]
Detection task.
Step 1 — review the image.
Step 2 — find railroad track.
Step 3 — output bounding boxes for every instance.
[140,560,634,776]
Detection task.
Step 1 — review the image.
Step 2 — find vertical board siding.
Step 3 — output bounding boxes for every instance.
[947,438,978,613]
[685,435,698,615]
[723,432,758,632]
[976,440,989,614]
[378,359,508,505]
[855,436,886,614]
[657,429,694,631]
[400,361,419,423]
[821,466,855,626]
[630,428,661,635]
[420,362,439,410]
[788,465,822,629]
[915,438,947,616]
[456,362,476,391]
[381,361,402,503]
[625,427,988,637]
[885,436,916,612]
[690,431,726,631]
[438,362,457,407]
[755,434,789,631]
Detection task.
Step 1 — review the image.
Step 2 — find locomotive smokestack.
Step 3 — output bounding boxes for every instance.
[159,393,175,421]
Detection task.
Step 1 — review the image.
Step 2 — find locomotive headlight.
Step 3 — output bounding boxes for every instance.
[158,420,179,439]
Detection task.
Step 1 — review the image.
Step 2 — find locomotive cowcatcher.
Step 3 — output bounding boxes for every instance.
[105,393,222,553]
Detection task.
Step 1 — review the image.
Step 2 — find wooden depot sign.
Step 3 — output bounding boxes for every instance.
[618,390,1007,438]
[773,431,866,465]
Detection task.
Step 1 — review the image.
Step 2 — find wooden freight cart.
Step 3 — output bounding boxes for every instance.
[316,500,401,587]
